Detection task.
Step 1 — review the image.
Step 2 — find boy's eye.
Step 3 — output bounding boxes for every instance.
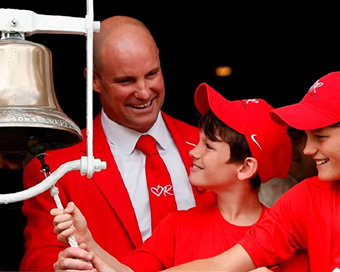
[314,134,324,139]
[206,143,213,149]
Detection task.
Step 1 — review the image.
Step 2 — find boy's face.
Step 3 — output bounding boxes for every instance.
[288,129,317,182]
[304,126,340,182]
[188,131,242,191]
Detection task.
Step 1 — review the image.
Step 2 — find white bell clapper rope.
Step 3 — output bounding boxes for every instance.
[51,185,78,247]
[37,154,79,248]
[0,1,106,248]
[50,186,79,247]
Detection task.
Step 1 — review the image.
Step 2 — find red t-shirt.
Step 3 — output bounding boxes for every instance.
[240,176,340,272]
[122,203,307,271]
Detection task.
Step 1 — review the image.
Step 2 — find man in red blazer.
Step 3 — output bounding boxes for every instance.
[19,16,215,271]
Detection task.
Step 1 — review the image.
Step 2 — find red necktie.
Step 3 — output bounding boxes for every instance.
[136,134,177,230]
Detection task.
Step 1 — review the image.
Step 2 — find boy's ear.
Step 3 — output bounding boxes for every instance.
[237,157,258,181]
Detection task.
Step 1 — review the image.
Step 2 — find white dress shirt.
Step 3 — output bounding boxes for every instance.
[101,110,196,241]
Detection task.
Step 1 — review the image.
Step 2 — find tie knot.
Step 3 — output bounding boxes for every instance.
[136,135,158,156]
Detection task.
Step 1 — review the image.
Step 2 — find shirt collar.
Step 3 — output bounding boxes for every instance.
[101,110,170,155]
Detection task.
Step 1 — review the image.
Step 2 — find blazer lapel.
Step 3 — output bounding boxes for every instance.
[162,112,198,176]
[86,113,143,248]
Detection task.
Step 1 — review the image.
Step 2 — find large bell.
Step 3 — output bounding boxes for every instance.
[0,37,83,155]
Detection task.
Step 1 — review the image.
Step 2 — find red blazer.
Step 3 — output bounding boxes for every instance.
[19,111,215,271]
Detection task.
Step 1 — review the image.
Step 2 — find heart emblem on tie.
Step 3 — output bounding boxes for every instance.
[150,184,174,197]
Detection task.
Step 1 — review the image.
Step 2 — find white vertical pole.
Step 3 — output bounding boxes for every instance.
[86,0,94,178]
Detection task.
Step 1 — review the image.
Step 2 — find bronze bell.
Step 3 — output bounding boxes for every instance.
[0,37,83,155]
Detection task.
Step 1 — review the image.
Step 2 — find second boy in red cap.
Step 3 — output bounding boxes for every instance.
[50,83,307,272]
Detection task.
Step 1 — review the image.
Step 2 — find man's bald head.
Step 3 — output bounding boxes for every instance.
[93,16,157,73]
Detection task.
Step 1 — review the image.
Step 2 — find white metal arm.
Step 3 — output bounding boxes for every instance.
[0,8,100,36]
[0,157,106,204]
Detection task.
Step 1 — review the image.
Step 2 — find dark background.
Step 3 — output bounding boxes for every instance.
[1,1,340,270]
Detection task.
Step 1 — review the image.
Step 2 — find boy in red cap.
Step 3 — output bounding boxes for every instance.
[147,71,340,272]
[51,83,307,271]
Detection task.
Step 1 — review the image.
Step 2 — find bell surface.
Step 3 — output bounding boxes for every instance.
[0,38,83,155]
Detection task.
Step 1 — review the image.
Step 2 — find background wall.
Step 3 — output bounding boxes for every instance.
[1,1,340,270]
[2,1,340,128]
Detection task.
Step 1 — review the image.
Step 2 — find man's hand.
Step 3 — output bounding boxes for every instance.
[53,243,95,271]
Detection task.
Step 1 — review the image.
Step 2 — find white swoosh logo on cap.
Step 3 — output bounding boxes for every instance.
[251,134,262,150]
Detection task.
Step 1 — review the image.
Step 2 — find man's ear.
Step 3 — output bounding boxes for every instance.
[85,67,101,94]
[237,157,258,181]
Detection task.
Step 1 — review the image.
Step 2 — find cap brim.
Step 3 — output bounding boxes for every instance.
[195,83,255,135]
[195,83,227,115]
[270,102,339,130]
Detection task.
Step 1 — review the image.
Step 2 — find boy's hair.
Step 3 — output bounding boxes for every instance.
[199,111,261,188]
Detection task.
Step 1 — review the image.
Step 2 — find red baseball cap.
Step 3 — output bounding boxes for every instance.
[270,71,340,130]
[194,83,292,183]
